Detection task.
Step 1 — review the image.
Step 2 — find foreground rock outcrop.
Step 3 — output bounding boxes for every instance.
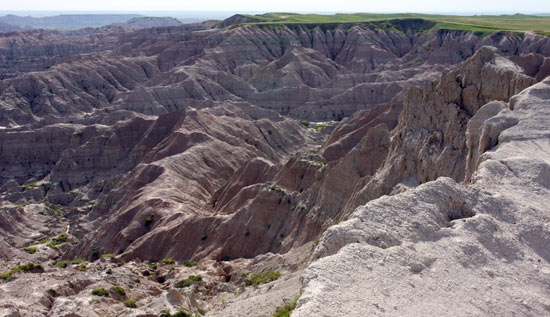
[295,70,550,317]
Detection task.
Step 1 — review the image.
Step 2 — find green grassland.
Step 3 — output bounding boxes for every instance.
[234,12,550,34]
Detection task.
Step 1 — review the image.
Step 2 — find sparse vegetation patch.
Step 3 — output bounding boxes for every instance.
[247,270,281,287]
[273,297,299,317]
[175,275,202,288]
[313,124,325,131]
[124,299,137,308]
[145,214,153,227]
[48,234,69,249]
[56,257,85,268]
[20,182,38,191]
[160,309,192,317]
[0,263,43,282]
[91,288,109,297]
[43,201,63,215]
[269,184,287,195]
[37,237,50,244]
[111,285,126,297]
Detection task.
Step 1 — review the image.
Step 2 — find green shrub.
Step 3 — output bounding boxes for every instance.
[273,297,299,317]
[48,234,69,249]
[1,263,44,281]
[174,310,192,317]
[56,261,68,268]
[44,201,63,215]
[37,237,50,244]
[247,270,281,287]
[299,120,310,127]
[18,263,43,271]
[184,261,197,267]
[271,186,286,196]
[160,258,176,264]
[175,275,202,288]
[56,258,85,268]
[148,263,157,270]
[313,124,325,131]
[159,309,191,317]
[52,234,68,244]
[20,182,38,191]
[111,285,126,297]
[144,215,153,227]
[123,299,137,308]
[197,307,206,315]
[91,288,109,296]
[100,253,115,258]
[78,264,87,272]
[160,310,171,317]
[24,247,37,254]
[189,275,202,282]
[0,271,11,281]
[91,248,99,259]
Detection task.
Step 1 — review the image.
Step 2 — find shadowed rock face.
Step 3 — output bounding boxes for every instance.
[1,19,550,316]
[65,104,314,261]
[355,46,537,204]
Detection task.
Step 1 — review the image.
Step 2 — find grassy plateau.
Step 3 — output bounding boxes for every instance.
[228,12,550,34]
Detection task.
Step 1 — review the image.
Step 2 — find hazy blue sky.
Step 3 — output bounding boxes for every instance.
[1,0,549,14]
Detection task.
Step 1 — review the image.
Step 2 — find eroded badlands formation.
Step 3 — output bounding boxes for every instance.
[0,16,549,316]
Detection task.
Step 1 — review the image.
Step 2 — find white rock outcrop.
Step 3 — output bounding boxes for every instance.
[295,78,550,316]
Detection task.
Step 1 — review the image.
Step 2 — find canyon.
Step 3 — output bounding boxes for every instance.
[0,14,549,316]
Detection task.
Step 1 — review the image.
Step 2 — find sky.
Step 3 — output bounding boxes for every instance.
[1,0,549,15]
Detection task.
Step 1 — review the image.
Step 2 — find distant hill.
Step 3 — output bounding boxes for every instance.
[0,21,21,32]
[215,14,264,28]
[0,14,141,29]
[175,18,205,24]
[125,16,182,28]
